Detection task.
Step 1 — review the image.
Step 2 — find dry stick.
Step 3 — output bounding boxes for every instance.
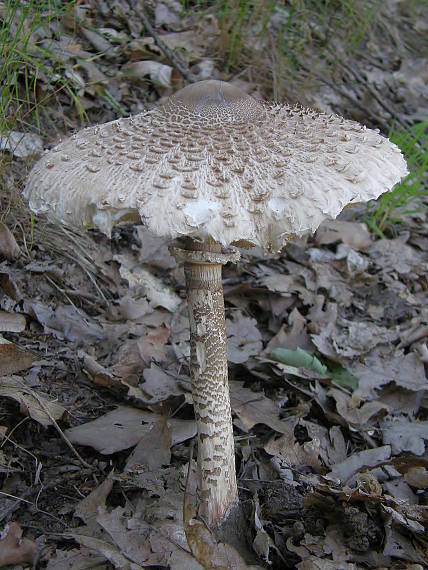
[338,58,409,130]
[299,62,391,132]
[0,491,67,526]
[133,0,197,83]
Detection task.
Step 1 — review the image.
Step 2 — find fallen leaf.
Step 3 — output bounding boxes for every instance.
[369,237,423,275]
[125,418,172,472]
[265,425,322,471]
[0,375,67,427]
[31,301,104,344]
[96,506,152,565]
[122,60,175,88]
[230,381,290,434]
[0,522,39,567]
[315,220,371,250]
[155,2,181,28]
[264,308,314,353]
[142,363,186,400]
[327,445,391,483]
[381,418,428,455]
[0,130,43,157]
[352,350,427,399]
[70,534,144,570]
[404,467,428,489]
[307,296,337,335]
[328,387,388,426]
[331,320,399,357]
[383,525,425,564]
[115,253,180,312]
[46,549,106,570]
[65,406,196,454]
[297,554,357,569]
[226,312,263,364]
[0,223,21,260]
[0,310,26,332]
[75,473,114,524]
[0,337,36,375]
[312,263,353,307]
[137,324,170,363]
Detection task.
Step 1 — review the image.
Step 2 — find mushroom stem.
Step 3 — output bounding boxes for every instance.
[175,240,239,527]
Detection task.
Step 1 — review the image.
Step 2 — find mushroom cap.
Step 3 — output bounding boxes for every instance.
[25,80,408,251]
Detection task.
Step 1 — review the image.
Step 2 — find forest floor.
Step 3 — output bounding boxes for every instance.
[0,1,427,569]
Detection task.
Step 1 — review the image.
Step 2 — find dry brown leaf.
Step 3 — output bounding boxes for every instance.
[381,418,428,455]
[137,323,171,363]
[115,254,180,312]
[31,301,104,344]
[263,308,314,353]
[328,387,388,426]
[327,445,391,483]
[0,522,39,567]
[330,320,399,357]
[0,222,21,260]
[0,337,36,375]
[226,312,262,364]
[70,534,144,570]
[315,220,371,250]
[142,363,186,400]
[404,467,428,489]
[265,428,322,471]
[0,271,22,300]
[96,506,153,565]
[0,375,67,427]
[230,381,290,434]
[383,525,426,564]
[307,295,337,335]
[0,310,26,332]
[312,263,353,307]
[46,548,106,570]
[352,350,427,399]
[297,555,357,569]
[65,406,195,454]
[0,131,43,158]
[119,293,152,321]
[121,60,175,88]
[75,473,114,524]
[124,417,172,472]
[369,237,423,275]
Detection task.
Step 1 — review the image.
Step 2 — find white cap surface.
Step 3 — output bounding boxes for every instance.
[25,80,408,251]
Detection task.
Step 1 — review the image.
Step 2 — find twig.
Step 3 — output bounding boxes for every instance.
[133,0,197,83]
[16,378,92,469]
[0,491,67,526]
[338,58,409,130]
[299,62,391,132]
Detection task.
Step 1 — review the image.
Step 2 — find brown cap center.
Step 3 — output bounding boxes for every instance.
[163,80,264,123]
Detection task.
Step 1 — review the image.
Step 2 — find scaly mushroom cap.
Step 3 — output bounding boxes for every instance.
[25,80,408,250]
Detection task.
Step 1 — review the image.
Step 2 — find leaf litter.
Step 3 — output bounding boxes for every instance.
[0,1,427,568]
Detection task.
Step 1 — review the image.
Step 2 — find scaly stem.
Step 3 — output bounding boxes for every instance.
[184,251,238,527]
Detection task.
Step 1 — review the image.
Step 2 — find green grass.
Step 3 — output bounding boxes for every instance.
[366,121,428,237]
[0,0,83,136]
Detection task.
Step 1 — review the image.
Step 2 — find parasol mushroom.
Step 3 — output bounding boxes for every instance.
[24,80,408,530]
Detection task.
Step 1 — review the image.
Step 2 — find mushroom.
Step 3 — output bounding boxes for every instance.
[24,80,408,529]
